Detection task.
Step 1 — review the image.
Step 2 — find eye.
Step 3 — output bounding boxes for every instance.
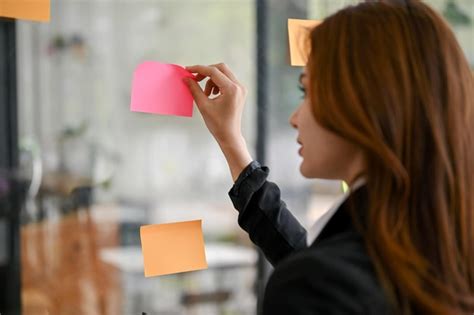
[298,84,306,99]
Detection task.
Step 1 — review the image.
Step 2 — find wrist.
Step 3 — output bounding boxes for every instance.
[218,134,246,150]
[217,136,253,182]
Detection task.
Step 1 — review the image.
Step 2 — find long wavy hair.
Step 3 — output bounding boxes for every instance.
[306,0,474,314]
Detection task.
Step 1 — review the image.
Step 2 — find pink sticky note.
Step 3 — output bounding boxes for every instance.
[130,61,195,117]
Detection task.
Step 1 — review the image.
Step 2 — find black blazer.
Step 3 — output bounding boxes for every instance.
[228,161,394,314]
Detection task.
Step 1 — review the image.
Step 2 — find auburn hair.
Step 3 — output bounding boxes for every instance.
[306,0,474,314]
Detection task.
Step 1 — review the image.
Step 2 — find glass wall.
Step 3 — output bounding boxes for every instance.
[16,1,257,314]
[14,0,473,314]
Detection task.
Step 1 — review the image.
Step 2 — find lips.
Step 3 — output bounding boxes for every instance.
[297,138,303,156]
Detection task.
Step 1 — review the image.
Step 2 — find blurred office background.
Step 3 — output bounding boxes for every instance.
[2,0,472,314]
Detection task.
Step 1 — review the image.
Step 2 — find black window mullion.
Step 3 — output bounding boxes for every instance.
[255,0,271,314]
[0,17,22,315]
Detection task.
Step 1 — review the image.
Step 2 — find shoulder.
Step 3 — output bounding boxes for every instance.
[263,230,393,315]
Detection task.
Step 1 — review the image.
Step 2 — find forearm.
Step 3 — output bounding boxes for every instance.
[228,162,308,266]
[218,135,253,182]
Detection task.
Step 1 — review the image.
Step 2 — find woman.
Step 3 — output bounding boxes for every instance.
[183,0,474,314]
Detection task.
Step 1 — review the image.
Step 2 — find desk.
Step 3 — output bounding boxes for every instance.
[100,243,257,273]
[99,244,257,314]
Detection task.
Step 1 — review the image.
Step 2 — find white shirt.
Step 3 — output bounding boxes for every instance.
[307,177,367,246]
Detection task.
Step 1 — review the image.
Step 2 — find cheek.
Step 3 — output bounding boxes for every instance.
[299,118,353,179]
[300,139,335,178]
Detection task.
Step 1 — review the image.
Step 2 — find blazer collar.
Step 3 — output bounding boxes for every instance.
[310,184,369,247]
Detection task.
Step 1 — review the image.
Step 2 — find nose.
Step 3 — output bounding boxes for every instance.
[289,106,299,129]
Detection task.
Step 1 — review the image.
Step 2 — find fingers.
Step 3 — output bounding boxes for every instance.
[184,77,207,107]
[195,73,207,82]
[204,79,221,97]
[204,79,214,96]
[185,64,234,89]
[209,63,239,84]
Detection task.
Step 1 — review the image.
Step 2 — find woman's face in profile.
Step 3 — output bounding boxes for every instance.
[289,67,365,183]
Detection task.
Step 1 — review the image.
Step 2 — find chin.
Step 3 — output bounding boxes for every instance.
[299,162,312,178]
[300,161,328,179]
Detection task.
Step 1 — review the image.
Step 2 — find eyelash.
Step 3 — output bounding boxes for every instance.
[298,84,306,98]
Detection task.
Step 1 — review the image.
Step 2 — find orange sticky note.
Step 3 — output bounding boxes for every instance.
[140,220,208,277]
[288,19,321,66]
[0,0,50,22]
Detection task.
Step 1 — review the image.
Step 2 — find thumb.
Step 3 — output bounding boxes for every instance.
[184,77,207,108]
